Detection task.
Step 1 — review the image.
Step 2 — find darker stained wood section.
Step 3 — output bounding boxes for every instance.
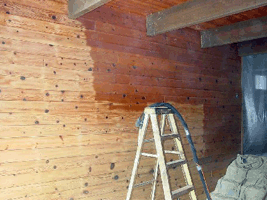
[78,5,242,197]
[78,5,241,105]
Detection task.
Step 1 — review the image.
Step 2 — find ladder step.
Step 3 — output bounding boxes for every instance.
[161,133,179,140]
[144,138,154,143]
[155,107,173,114]
[134,179,155,188]
[164,150,181,155]
[172,185,194,198]
[166,159,186,169]
[144,133,179,143]
[141,153,158,158]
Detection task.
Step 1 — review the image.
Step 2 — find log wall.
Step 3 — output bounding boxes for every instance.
[0,1,241,199]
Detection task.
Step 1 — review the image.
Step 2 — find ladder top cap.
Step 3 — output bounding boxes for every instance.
[144,107,174,114]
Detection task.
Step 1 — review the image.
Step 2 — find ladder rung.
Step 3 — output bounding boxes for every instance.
[144,138,154,143]
[141,153,158,158]
[155,107,173,114]
[144,133,179,143]
[161,133,179,140]
[164,150,181,155]
[172,185,194,198]
[134,179,155,188]
[166,159,186,169]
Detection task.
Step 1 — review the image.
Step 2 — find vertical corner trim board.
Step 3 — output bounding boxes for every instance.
[68,0,112,19]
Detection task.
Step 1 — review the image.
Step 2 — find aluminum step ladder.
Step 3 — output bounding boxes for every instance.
[126,106,197,200]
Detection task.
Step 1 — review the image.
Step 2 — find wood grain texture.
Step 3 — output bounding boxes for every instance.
[0,0,241,200]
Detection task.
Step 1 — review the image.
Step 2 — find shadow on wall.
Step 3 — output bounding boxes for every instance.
[203,104,242,157]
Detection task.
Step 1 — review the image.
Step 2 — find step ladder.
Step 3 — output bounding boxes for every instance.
[126,106,197,200]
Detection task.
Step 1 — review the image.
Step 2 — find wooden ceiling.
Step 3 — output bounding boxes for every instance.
[106,0,188,16]
[105,0,267,31]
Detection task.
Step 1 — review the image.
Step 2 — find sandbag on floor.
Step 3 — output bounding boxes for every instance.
[209,154,267,200]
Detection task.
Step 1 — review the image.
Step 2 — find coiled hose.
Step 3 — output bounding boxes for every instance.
[136,102,212,200]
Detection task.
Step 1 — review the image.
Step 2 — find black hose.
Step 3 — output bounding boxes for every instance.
[136,102,212,200]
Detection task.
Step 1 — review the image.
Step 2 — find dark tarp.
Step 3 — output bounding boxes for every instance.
[242,54,267,155]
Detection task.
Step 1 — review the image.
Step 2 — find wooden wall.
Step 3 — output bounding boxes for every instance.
[0,0,241,199]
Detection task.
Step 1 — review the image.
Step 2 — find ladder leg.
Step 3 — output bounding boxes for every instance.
[160,114,167,136]
[168,114,197,200]
[151,113,166,200]
[126,113,150,200]
[150,114,172,200]
[151,160,159,200]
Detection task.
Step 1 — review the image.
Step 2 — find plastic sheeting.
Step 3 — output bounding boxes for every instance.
[242,54,267,155]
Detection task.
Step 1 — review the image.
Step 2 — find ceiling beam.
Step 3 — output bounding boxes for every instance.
[146,0,267,36]
[201,16,267,48]
[68,0,112,19]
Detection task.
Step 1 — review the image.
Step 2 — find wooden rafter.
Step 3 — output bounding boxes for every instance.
[201,16,267,48]
[68,0,112,19]
[146,0,267,36]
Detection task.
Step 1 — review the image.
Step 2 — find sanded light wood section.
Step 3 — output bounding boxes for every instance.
[126,113,149,200]
[201,16,267,48]
[147,0,267,36]
[68,0,112,19]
